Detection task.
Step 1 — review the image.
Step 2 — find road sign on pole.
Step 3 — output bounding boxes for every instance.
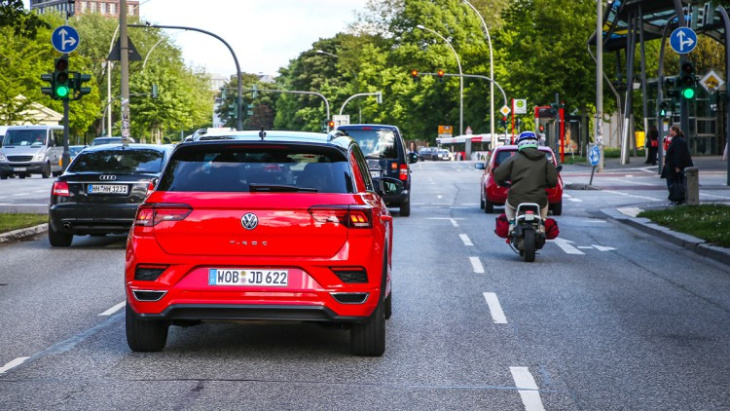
[499,106,510,116]
[669,27,697,55]
[52,26,80,54]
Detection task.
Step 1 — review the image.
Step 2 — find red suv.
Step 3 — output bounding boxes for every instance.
[475,145,563,215]
[125,131,402,356]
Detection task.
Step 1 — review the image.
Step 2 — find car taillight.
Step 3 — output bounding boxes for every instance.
[52,181,70,197]
[399,164,408,181]
[308,205,373,229]
[145,180,156,197]
[135,204,192,227]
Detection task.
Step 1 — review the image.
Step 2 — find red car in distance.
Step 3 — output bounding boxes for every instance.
[475,145,563,215]
[125,131,402,356]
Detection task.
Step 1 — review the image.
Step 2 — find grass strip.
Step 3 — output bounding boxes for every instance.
[0,214,48,234]
[638,204,730,248]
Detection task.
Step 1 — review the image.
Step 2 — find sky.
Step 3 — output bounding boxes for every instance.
[26,0,367,77]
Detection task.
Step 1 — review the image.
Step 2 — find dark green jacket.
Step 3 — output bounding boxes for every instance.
[493,147,558,207]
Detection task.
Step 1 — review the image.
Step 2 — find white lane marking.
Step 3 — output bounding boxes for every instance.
[593,244,616,252]
[552,238,585,255]
[459,234,474,246]
[510,367,545,411]
[583,219,607,223]
[701,193,730,200]
[617,207,643,217]
[569,198,583,202]
[578,246,593,249]
[469,257,485,273]
[483,292,507,324]
[33,190,49,193]
[563,193,572,198]
[99,301,126,316]
[437,195,443,199]
[603,190,660,202]
[0,357,30,374]
[426,217,462,227]
[11,193,31,196]
[606,177,656,186]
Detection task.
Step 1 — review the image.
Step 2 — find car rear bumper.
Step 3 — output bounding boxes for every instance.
[131,303,369,323]
[49,203,139,234]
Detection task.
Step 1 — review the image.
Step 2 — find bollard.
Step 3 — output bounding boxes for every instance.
[685,166,699,205]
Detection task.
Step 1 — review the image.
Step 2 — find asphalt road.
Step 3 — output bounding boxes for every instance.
[1,161,730,410]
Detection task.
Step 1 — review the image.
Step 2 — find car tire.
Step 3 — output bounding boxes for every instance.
[384,291,392,320]
[0,173,6,180]
[551,201,562,216]
[399,196,411,217]
[126,303,169,352]
[48,223,73,247]
[42,163,51,179]
[52,171,61,177]
[19,173,26,179]
[480,190,485,210]
[484,197,494,214]
[351,299,385,356]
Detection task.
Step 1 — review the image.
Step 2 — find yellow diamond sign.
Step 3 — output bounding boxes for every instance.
[500,106,511,116]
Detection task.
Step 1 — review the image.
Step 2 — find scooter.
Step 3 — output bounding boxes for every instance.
[510,203,546,262]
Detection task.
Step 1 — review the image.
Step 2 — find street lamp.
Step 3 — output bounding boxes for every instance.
[462,0,494,142]
[416,24,464,136]
[316,49,338,59]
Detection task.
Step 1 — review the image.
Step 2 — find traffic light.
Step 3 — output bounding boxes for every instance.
[659,100,671,117]
[40,72,54,98]
[410,69,419,82]
[664,77,679,98]
[53,54,70,100]
[437,69,444,82]
[539,124,545,133]
[70,72,91,100]
[328,120,335,129]
[679,61,696,99]
[499,116,508,128]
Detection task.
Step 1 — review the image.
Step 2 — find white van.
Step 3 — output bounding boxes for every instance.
[0,126,9,147]
[0,125,64,179]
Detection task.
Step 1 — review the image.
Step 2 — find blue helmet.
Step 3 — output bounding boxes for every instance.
[516,131,538,151]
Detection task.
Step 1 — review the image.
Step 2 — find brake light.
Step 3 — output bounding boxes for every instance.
[135,204,192,227]
[399,164,408,181]
[52,181,70,197]
[308,205,372,229]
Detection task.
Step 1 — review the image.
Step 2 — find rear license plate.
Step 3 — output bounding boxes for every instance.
[88,184,128,194]
[13,167,26,172]
[208,269,288,287]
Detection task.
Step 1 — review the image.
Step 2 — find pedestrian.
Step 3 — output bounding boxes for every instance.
[661,125,693,205]
[646,126,659,165]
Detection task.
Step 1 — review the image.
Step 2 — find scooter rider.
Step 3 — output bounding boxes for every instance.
[493,131,558,232]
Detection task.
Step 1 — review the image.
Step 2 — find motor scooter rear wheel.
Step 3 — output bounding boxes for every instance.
[523,229,536,262]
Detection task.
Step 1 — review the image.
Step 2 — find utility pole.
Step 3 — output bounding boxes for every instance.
[596,0,604,172]
[120,0,130,144]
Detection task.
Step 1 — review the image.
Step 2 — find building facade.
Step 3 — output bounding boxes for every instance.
[30,0,140,18]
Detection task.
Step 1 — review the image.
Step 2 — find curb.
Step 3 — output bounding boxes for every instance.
[0,224,48,245]
[601,208,730,266]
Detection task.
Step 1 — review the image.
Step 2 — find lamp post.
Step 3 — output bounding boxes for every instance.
[416,24,463,136]
[316,49,338,59]
[462,0,494,142]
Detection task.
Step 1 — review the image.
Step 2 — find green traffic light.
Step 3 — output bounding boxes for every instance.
[55,85,69,98]
[681,87,695,99]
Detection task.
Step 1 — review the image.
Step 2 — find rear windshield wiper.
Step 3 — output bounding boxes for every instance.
[249,184,318,193]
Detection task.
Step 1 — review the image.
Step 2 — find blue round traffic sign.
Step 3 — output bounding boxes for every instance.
[669,27,697,55]
[52,26,80,54]
[589,145,601,166]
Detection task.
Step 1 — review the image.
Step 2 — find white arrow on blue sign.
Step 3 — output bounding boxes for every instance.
[589,145,601,166]
[669,27,697,55]
[52,26,80,54]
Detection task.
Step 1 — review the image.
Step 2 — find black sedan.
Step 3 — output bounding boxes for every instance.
[48,144,172,247]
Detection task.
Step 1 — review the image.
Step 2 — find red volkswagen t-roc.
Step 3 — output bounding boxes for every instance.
[125,131,402,356]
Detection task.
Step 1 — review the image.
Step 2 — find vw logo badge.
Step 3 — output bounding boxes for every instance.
[241,213,258,230]
[99,175,117,181]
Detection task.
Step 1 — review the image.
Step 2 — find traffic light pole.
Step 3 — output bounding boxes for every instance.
[62,99,70,170]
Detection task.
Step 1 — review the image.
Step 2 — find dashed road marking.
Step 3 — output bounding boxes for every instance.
[569,198,583,202]
[459,234,473,246]
[469,257,485,273]
[99,301,126,316]
[0,357,30,374]
[552,238,585,255]
[603,190,660,202]
[483,292,507,324]
[510,367,545,411]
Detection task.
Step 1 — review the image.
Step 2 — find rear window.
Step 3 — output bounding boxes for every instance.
[158,146,353,193]
[341,128,399,160]
[69,149,165,173]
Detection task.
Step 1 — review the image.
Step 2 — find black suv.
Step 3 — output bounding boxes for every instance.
[335,124,416,216]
